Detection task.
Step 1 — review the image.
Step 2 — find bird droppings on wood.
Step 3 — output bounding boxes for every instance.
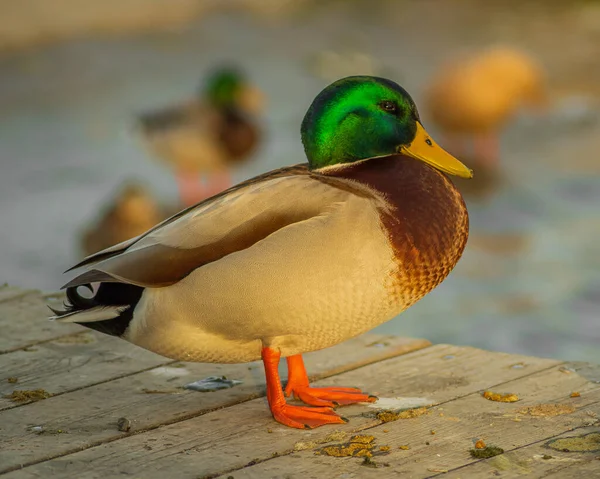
[361,456,377,468]
[517,404,576,417]
[350,435,375,445]
[376,407,429,422]
[293,430,347,451]
[184,376,243,392]
[546,433,600,453]
[482,391,520,402]
[316,441,373,457]
[4,388,52,403]
[315,434,391,459]
[470,445,505,458]
[117,417,131,432]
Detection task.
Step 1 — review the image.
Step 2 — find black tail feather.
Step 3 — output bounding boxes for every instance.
[51,283,144,337]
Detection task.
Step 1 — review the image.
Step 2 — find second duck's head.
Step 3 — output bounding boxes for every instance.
[301,75,472,178]
[203,67,264,115]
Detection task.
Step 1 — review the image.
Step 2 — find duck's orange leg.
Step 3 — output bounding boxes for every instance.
[262,348,347,429]
[285,354,377,407]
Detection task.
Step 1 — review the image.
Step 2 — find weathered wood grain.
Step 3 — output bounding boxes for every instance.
[0,345,562,479]
[0,331,170,411]
[0,285,34,304]
[0,290,80,354]
[213,363,600,479]
[544,451,600,479]
[440,425,600,479]
[0,335,428,474]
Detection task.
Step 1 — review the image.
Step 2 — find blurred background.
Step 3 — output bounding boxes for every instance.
[0,0,599,362]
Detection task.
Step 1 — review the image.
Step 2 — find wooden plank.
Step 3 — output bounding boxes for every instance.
[0,334,428,474]
[0,331,170,411]
[0,345,561,478]
[0,285,34,304]
[212,363,600,479]
[544,452,600,479]
[0,290,81,354]
[440,426,600,479]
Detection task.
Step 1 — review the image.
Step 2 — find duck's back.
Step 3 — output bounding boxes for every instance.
[138,102,228,172]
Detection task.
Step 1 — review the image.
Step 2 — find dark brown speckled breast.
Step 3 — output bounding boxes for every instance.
[324,154,469,308]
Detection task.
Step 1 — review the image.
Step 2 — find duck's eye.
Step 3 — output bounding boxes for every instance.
[379,100,398,114]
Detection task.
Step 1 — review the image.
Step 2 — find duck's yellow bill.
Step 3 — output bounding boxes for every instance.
[399,122,473,179]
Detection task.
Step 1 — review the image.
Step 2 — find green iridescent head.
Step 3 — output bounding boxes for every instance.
[203,68,244,108]
[301,76,473,178]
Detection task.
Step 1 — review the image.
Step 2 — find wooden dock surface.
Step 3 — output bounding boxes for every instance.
[0,285,599,478]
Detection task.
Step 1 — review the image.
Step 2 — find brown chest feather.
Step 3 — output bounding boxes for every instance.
[325,155,469,305]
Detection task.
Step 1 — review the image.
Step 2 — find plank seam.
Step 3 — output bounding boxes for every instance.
[1,330,91,355]
[424,416,600,478]
[0,359,179,413]
[0,341,432,474]
[1,359,564,478]
[197,361,578,479]
[0,290,37,305]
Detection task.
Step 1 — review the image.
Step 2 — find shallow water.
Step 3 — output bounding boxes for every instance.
[0,1,599,361]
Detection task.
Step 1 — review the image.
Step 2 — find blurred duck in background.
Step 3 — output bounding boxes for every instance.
[81,182,164,256]
[425,46,547,171]
[137,67,264,206]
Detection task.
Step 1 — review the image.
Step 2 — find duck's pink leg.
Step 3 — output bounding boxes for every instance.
[473,132,500,168]
[176,171,209,206]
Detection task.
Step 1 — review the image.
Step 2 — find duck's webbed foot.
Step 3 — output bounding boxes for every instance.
[284,355,377,407]
[262,348,349,429]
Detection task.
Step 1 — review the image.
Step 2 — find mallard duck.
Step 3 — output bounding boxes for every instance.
[137,67,263,206]
[424,46,547,168]
[81,182,164,256]
[51,76,472,429]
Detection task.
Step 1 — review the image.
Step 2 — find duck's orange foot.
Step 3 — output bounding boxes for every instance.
[272,404,348,429]
[286,385,377,407]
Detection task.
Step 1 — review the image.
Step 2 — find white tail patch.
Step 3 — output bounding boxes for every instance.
[50,305,129,323]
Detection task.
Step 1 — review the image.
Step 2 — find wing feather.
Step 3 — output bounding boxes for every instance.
[63,165,354,289]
